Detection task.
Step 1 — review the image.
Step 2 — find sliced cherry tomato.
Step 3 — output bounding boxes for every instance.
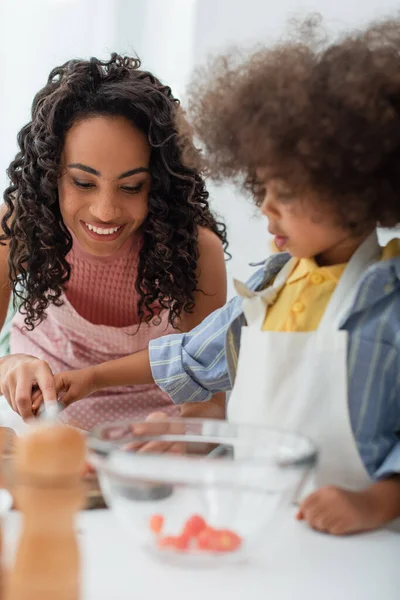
[196,528,242,552]
[214,530,242,552]
[152,512,242,554]
[158,534,190,551]
[149,514,164,535]
[183,515,207,537]
[196,527,218,550]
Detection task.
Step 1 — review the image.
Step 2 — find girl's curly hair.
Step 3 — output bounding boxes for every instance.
[179,15,400,232]
[1,54,227,330]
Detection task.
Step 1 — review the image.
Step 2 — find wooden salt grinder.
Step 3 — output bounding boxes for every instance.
[6,424,86,600]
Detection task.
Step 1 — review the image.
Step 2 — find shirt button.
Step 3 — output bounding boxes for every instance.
[310,273,324,285]
[384,283,394,294]
[292,302,305,314]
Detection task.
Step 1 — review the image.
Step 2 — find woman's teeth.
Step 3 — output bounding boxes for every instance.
[85,223,121,235]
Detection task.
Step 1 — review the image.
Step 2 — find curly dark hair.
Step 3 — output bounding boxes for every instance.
[179,15,400,232]
[1,54,228,330]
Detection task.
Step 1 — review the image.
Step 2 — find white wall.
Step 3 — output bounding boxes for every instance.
[0,0,399,297]
[0,0,120,195]
[115,0,197,99]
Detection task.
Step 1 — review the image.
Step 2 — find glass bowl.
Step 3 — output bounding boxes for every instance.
[87,418,318,566]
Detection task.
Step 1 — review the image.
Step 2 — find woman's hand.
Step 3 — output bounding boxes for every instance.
[0,354,57,420]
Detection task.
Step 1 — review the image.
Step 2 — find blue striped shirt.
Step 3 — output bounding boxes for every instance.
[150,250,400,480]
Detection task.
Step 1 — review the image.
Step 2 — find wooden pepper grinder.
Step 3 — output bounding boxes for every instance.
[6,423,86,600]
[0,426,13,600]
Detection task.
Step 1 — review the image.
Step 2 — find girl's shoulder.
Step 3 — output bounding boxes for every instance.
[247,252,291,292]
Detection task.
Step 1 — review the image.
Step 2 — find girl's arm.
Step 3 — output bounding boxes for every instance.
[48,293,239,407]
[179,227,227,417]
[39,226,229,414]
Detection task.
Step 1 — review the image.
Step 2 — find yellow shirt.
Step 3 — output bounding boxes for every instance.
[262,259,346,331]
[262,239,400,332]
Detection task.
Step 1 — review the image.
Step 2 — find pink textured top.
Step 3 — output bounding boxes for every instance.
[65,235,141,327]
[10,235,178,430]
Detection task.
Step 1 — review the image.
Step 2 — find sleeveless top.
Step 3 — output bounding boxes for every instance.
[10,235,179,430]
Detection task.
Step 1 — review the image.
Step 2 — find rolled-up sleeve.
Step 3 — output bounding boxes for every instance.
[375,443,400,480]
[149,297,241,404]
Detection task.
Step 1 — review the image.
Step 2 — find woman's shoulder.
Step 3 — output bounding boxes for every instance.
[197,225,225,253]
[196,226,226,279]
[178,227,227,331]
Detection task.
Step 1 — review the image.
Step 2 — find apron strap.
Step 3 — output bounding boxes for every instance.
[234,258,298,329]
[318,230,381,331]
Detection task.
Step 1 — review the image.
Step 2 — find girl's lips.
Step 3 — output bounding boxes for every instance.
[274,235,288,250]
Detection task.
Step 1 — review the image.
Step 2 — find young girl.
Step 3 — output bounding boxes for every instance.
[34,18,400,534]
[0,54,228,430]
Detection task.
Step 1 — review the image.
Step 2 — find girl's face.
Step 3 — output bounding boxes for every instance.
[58,115,151,257]
[259,175,372,265]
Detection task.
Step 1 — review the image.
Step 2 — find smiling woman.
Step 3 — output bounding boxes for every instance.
[0,54,228,428]
[59,116,152,256]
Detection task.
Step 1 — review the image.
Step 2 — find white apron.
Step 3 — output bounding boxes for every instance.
[228,232,381,494]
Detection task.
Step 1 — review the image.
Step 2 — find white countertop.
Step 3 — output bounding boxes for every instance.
[3,508,399,600]
[1,401,398,599]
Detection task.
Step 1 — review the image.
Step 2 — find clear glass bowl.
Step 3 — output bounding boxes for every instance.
[87,419,318,566]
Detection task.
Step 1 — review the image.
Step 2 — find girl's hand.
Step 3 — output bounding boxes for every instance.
[0,354,57,420]
[297,478,400,535]
[130,400,225,454]
[129,412,186,454]
[179,398,225,420]
[55,368,98,406]
[31,367,97,413]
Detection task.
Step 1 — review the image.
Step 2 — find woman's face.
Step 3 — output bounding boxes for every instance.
[58,115,151,256]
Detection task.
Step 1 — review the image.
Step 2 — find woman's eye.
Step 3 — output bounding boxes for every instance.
[73,179,94,189]
[121,183,144,194]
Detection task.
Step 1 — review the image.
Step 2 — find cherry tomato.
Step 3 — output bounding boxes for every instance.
[196,527,218,550]
[149,514,164,535]
[214,530,242,552]
[196,528,242,552]
[158,534,190,551]
[183,515,207,537]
